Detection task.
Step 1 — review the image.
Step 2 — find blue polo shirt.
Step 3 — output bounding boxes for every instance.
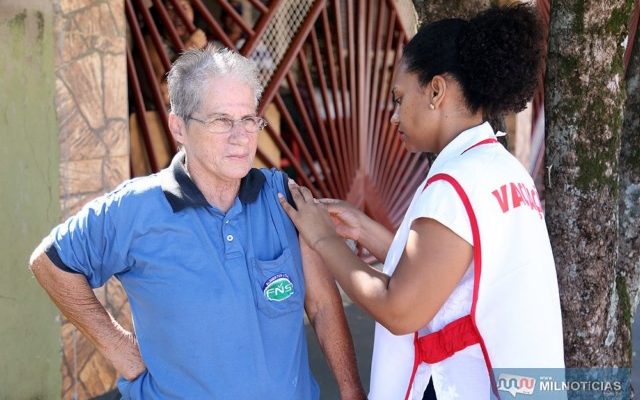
[45,152,320,399]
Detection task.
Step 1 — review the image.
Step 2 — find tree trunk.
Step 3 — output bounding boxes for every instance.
[620,9,640,338]
[545,0,635,367]
[411,0,491,24]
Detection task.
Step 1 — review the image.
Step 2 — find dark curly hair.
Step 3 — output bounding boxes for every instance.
[401,3,543,117]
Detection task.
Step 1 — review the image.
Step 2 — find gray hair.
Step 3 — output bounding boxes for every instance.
[166,44,264,119]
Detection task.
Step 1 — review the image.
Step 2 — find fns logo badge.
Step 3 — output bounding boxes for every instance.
[263,273,294,301]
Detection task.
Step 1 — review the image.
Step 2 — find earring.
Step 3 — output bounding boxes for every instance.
[429,104,435,110]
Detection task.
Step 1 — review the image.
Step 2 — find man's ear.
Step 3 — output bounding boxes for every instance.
[430,75,447,109]
[168,113,186,146]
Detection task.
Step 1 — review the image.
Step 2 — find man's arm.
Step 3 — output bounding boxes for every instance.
[301,239,366,400]
[29,241,145,380]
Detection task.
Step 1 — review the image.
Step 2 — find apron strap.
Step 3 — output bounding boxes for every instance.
[405,136,502,399]
[403,315,480,400]
[415,315,480,364]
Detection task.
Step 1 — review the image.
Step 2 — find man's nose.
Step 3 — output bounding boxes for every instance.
[228,126,251,144]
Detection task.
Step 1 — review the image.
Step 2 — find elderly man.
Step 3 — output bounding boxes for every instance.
[29,45,365,399]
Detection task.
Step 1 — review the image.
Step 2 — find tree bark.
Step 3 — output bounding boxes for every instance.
[619,9,640,341]
[411,0,491,24]
[545,0,635,367]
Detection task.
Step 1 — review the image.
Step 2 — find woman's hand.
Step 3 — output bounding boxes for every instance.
[278,181,340,250]
[319,198,364,242]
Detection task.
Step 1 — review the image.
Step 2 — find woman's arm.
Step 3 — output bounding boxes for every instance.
[357,213,394,262]
[281,183,472,335]
[320,199,394,262]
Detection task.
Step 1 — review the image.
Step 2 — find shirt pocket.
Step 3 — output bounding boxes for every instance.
[250,248,304,318]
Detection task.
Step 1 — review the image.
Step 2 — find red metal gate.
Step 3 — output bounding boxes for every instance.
[127,0,418,231]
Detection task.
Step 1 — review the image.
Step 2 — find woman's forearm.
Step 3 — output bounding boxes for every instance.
[357,215,394,262]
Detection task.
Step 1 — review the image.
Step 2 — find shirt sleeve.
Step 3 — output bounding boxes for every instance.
[410,179,473,245]
[44,193,130,288]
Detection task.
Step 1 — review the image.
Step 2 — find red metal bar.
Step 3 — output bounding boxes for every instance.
[389,186,420,225]
[274,93,330,197]
[333,0,354,173]
[364,0,379,158]
[256,147,276,169]
[149,0,185,51]
[394,156,430,206]
[371,10,396,174]
[381,106,413,195]
[346,0,358,178]
[246,0,268,14]
[241,0,284,56]
[379,128,407,204]
[300,48,349,197]
[258,0,326,110]
[371,12,398,180]
[218,0,255,36]
[190,0,235,49]
[373,30,404,185]
[285,72,340,197]
[263,123,319,196]
[320,7,349,180]
[383,150,419,207]
[366,4,387,171]
[310,30,351,196]
[388,159,430,224]
[166,0,196,32]
[127,49,159,172]
[363,175,395,229]
[356,0,368,176]
[124,0,419,247]
[126,0,177,156]
[384,0,413,40]
[298,51,348,198]
[382,147,413,205]
[624,0,640,73]
[133,0,171,71]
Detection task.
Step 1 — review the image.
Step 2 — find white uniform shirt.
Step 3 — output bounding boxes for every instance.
[370,123,503,400]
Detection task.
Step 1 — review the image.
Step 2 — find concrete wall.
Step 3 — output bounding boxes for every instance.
[0,2,61,399]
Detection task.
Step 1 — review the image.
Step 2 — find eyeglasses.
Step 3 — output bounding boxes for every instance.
[187,115,268,134]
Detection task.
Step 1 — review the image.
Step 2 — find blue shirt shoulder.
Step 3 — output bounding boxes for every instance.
[45,173,170,287]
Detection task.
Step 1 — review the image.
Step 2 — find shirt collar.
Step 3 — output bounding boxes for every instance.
[429,121,497,172]
[160,151,265,213]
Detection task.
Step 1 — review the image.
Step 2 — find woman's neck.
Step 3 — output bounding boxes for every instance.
[436,112,485,152]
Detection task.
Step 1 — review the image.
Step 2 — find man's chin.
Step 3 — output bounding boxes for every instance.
[225,165,253,179]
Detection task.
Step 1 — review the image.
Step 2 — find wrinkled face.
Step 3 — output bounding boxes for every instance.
[174,75,259,183]
[167,0,194,39]
[390,64,438,153]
